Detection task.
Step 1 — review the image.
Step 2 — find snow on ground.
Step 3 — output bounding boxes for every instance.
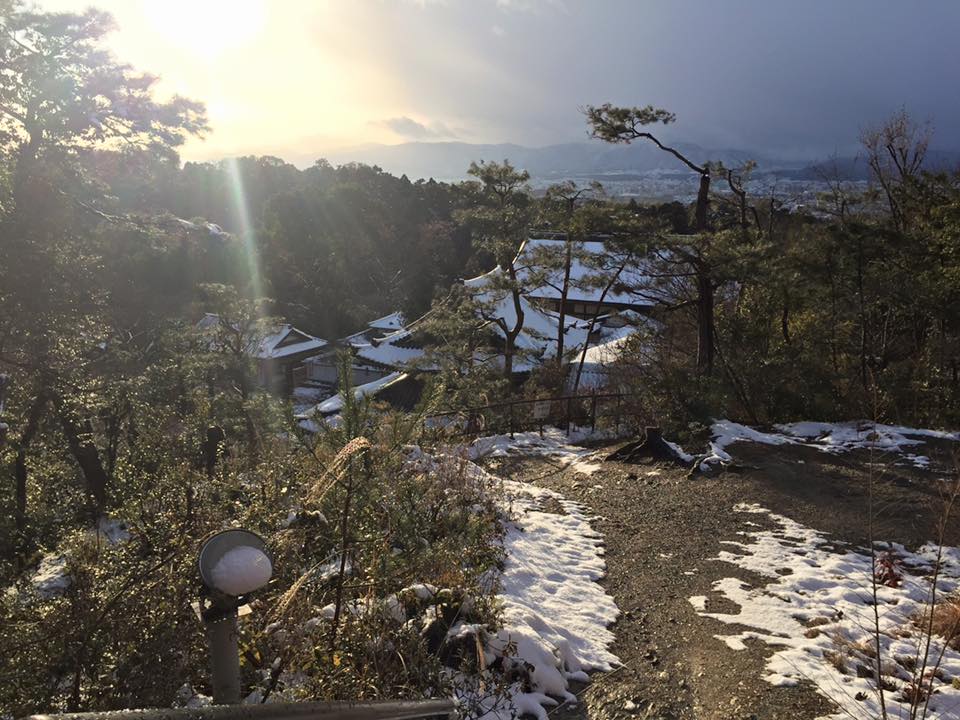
[32,554,71,598]
[700,419,959,472]
[693,503,960,719]
[28,517,130,598]
[476,469,619,719]
[413,447,619,719]
[469,426,616,476]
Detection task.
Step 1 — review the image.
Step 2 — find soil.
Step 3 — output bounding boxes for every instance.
[483,434,960,720]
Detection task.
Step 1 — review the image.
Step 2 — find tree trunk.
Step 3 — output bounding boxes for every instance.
[781,290,791,345]
[696,268,714,374]
[12,127,42,217]
[572,261,627,395]
[504,266,525,381]
[15,390,49,537]
[56,400,108,514]
[503,329,516,378]
[556,238,573,368]
[693,172,714,375]
[694,172,710,232]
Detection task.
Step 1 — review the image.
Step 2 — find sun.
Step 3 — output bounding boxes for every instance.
[140,0,267,58]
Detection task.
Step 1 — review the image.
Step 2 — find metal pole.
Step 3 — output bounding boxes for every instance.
[205,604,241,704]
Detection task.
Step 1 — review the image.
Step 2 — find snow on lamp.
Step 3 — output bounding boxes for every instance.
[197,529,272,704]
[199,529,272,596]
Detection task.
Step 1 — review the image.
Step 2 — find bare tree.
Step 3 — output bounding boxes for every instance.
[584,104,717,374]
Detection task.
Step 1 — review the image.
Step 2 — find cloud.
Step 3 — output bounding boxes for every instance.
[491,24,506,37]
[380,116,460,140]
[494,0,567,13]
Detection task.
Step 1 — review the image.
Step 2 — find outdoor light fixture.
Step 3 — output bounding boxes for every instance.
[198,529,273,705]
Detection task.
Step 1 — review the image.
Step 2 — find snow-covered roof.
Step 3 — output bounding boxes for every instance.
[354,329,429,369]
[308,371,409,416]
[580,325,635,365]
[515,237,655,308]
[254,325,327,360]
[464,267,591,370]
[350,264,598,374]
[196,314,328,359]
[367,311,405,331]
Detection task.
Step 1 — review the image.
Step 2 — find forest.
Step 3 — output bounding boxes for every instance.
[1,3,959,718]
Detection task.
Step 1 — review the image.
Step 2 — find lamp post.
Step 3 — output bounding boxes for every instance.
[198,529,272,704]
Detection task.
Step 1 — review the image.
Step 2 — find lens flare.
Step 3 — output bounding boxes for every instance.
[224,157,264,305]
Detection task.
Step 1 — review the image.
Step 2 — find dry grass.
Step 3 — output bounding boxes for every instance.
[926,595,960,651]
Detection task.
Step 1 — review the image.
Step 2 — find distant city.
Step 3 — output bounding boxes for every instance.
[318,139,960,204]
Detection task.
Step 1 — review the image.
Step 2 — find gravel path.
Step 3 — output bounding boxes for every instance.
[485,435,959,720]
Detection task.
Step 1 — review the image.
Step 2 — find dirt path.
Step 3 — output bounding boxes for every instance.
[485,436,958,720]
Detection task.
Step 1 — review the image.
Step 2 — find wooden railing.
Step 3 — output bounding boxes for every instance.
[425,391,644,439]
[26,699,455,720]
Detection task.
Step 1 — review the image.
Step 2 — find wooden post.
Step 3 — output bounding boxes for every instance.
[509,401,515,439]
[565,396,573,435]
[590,392,598,433]
[615,394,622,433]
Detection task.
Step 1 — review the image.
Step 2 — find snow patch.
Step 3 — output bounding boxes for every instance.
[699,419,958,473]
[32,554,71,598]
[489,476,620,717]
[469,427,613,476]
[688,595,707,612]
[695,504,960,720]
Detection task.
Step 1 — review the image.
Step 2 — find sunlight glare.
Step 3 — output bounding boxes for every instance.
[140,0,267,58]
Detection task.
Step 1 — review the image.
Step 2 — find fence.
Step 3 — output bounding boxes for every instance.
[424,391,644,440]
[26,699,455,720]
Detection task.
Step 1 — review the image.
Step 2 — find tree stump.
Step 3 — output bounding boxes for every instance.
[606,426,687,464]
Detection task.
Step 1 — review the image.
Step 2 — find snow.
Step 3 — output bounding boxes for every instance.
[367,311,406,331]
[699,419,958,473]
[32,554,71,598]
[96,518,130,544]
[175,683,212,708]
[481,465,620,718]
[516,237,655,308]
[195,315,327,360]
[570,328,637,391]
[310,371,408,415]
[463,269,592,368]
[253,326,327,360]
[663,439,695,463]
[27,519,130,599]
[354,331,428,370]
[687,595,708,612]
[469,427,612,476]
[405,446,619,718]
[210,546,273,595]
[694,504,960,719]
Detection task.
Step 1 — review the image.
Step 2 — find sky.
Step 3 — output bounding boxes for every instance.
[38,0,960,165]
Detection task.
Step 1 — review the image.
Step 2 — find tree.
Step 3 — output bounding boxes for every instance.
[531,181,603,369]
[456,160,534,379]
[0,4,207,212]
[584,103,717,374]
[0,3,206,550]
[861,108,930,231]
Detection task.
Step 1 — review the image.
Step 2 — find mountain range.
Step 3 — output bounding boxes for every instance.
[323,141,960,184]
